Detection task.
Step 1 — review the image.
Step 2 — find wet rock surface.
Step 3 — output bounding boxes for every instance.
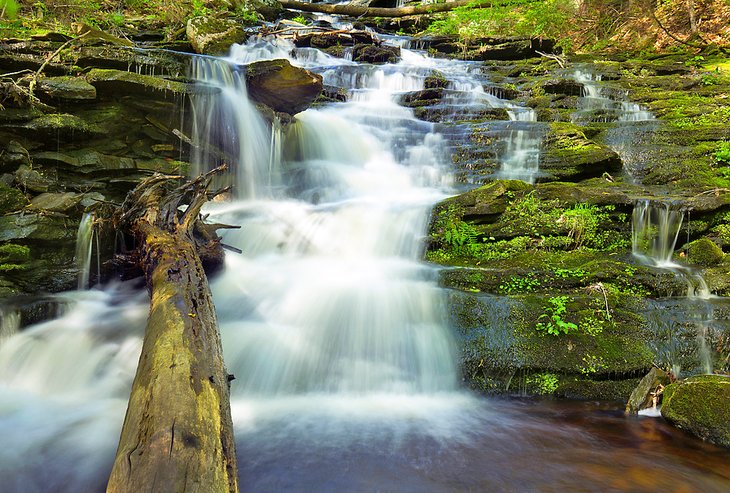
[661,375,730,448]
[245,59,323,114]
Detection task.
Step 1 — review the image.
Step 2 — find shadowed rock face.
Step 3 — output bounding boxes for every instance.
[245,59,323,115]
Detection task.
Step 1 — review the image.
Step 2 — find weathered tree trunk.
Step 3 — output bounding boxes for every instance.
[107,169,238,493]
[277,0,528,18]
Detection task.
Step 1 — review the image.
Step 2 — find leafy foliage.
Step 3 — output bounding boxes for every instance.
[536,295,578,336]
[426,0,578,51]
[527,372,559,394]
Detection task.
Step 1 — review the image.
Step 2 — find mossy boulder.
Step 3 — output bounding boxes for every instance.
[186,16,245,55]
[86,69,188,98]
[661,374,730,448]
[539,123,622,182]
[36,76,97,102]
[684,237,725,266]
[21,114,101,142]
[236,0,283,21]
[0,182,28,214]
[245,59,323,115]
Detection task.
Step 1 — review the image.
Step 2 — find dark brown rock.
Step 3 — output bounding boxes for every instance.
[245,59,323,115]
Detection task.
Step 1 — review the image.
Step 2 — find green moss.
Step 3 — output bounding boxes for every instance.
[0,183,28,214]
[661,375,730,448]
[0,243,30,271]
[684,237,725,266]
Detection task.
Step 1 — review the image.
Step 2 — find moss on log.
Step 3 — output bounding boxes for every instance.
[107,169,238,493]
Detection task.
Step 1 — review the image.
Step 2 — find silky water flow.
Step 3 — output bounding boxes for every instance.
[0,34,729,493]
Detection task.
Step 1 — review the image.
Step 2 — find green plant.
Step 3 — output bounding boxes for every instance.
[536,295,578,336]
[499,274,541,294]
[559,203,612,249]
[292,15,308,25]
[685,55,705,69]
[715,141,730,165]
[579,354,605,375]
[0,0,18,19]
[527,372,559,394]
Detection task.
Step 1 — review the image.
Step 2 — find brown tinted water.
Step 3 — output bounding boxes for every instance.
[235,398,730,493]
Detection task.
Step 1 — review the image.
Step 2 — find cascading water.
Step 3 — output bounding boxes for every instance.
[74,212,96,290]
[632,199,713,374]
[0,307,19,343]
[572,67,657,180]
[189,56,281,198]
[2,29,730,493]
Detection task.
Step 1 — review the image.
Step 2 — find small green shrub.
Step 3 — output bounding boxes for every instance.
[527,372,559,394]
[536,295,578,336]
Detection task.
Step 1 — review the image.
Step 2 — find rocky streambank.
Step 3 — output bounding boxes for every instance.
[1,9,729,446]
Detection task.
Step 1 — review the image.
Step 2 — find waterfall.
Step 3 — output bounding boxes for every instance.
[187,39,463,409]
[0,308,19,344]
[189,56,281,199]
[573,69,654,123]
[632,199,685,268]
[632,199,713,374]
[74,212,95,290]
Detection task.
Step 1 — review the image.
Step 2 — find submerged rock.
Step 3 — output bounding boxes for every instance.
[661,374,730,448]
[245,59,323,115]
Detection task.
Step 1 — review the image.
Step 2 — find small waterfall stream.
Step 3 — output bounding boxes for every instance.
[632,200,713,374]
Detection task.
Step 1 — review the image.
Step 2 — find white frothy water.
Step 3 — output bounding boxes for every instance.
[0,287,148,491]
[191,38,463,416]
[632,199,714,374]
[573,69,654,123]
[74,212,95,290]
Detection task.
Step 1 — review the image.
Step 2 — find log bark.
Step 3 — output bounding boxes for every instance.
[277,0,522,18]
[107,168,238,493]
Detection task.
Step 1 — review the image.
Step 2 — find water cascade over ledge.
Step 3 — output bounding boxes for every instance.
[1,28,730,493]
[632,199,714,374]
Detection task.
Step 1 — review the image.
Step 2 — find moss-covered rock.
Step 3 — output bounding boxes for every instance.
[0,182,28,214]
[684,237,725,266]
[236,0,283,21]
[36,76,97,102]
[661,374,730,448]
[352,44,400,64]
[86,69,188,98]
[21,114,101,141]
[186,16,245,55]
[539,122,622,182]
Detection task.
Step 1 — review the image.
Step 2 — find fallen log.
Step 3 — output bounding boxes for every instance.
[277,0,530,18]
[107,167,238,493]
